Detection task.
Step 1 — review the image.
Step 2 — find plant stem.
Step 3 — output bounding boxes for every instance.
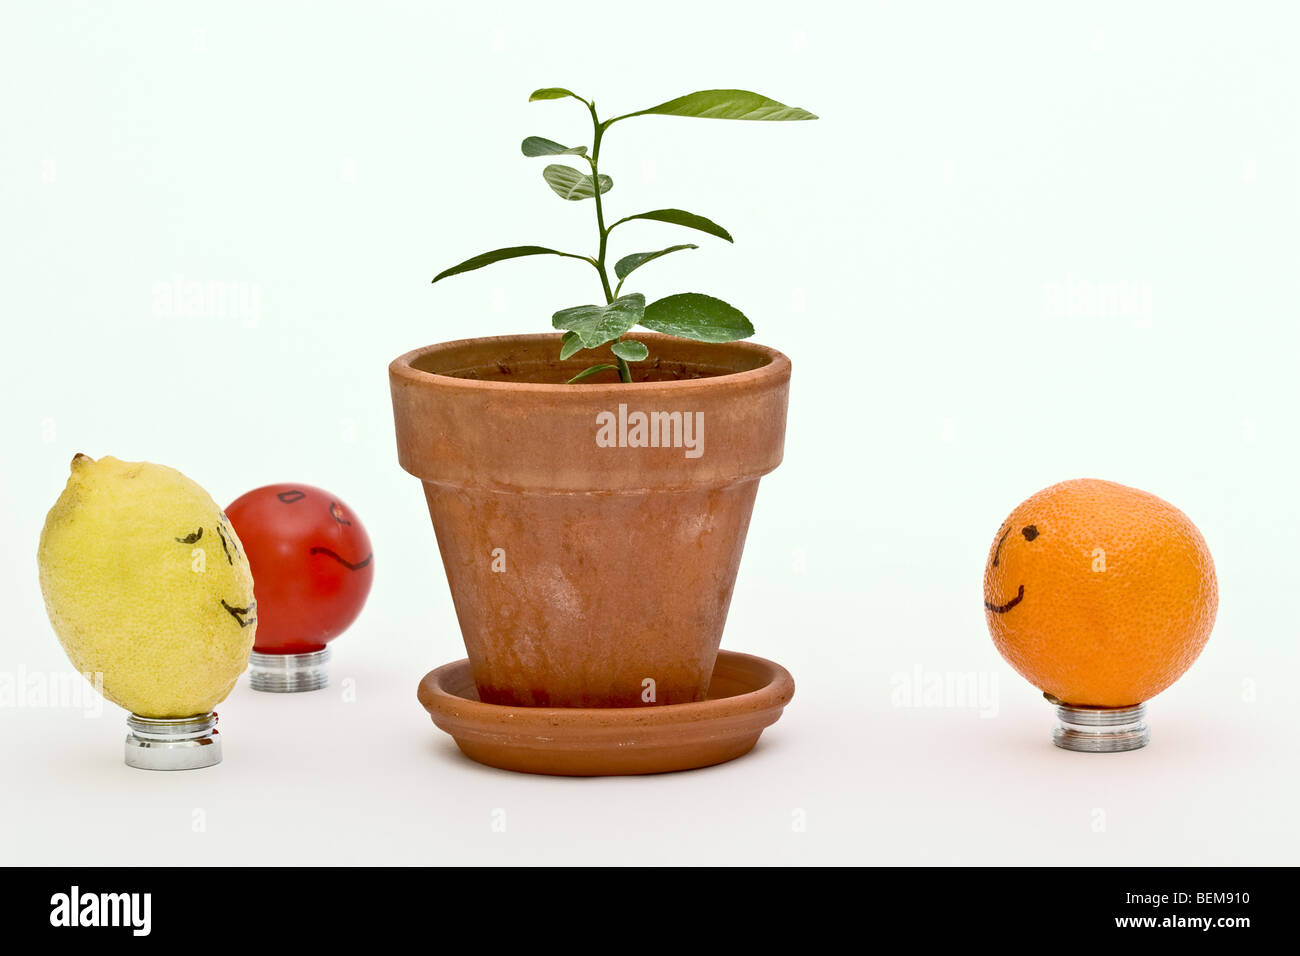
[587,101,632,383]
[589,131,613,302]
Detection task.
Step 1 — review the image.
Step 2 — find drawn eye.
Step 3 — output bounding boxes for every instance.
[175,528,203,544]
[1021,525,1039,542]
[215,514,242,564]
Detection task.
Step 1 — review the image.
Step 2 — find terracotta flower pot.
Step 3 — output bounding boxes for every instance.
[389,332,790,707]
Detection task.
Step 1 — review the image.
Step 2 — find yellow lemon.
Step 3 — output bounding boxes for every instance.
[37,454,257,717]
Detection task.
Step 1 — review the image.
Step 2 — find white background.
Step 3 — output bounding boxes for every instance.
[2,1,1297,865]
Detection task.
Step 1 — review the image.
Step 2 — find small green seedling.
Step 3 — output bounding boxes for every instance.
[433,88,817,383]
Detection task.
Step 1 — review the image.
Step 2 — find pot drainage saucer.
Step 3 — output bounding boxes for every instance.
[417,650,795,776]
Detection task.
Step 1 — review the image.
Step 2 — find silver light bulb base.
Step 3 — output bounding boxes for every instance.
[248,648,330,693]
[124,712,222,770]
[1051,700,1149,753]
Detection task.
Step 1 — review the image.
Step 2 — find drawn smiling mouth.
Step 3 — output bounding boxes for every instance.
[984,585,1024,614]
[221,599,257,628]
[310,547,373,571]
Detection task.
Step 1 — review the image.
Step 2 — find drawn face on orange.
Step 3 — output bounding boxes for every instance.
[983,522,1039,614]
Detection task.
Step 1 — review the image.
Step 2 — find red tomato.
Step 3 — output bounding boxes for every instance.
[225,483,373,654]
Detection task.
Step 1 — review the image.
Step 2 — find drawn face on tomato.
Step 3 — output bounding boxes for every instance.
[225,484,373,653]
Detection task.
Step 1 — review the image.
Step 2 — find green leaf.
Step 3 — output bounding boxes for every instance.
[559,331,584,360]
[640,293,755,342]
[613,89,817,123]
[566,364,619,384]
[552,294,646,348]
[610,208,733,242]
[521,136,587,158]
[530,87,584,102]
[433,245,586,283]
[610,340,649,362]
[614,244,698,281]
[543,164,613,201]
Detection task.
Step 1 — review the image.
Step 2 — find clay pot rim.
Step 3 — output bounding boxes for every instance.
[390,332,791,395]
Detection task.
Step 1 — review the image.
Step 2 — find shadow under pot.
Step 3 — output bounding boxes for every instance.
[389,332,791,708]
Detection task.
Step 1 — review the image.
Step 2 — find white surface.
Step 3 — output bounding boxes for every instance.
[2,1,1297,865]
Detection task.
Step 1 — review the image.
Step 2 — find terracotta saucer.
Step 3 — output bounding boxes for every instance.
[417,650,795,776]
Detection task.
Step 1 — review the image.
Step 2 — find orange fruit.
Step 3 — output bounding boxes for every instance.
[983,478,1217,707]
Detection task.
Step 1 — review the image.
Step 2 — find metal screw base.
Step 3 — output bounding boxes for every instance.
[248,648,330,692]
[1052,701,1149,752]
[125,712,221,770]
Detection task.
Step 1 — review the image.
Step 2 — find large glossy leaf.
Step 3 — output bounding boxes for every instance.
[610,208,732,242]
[639,293,754,342]
[433,245,585,283]
[552,294,646,348]
[611,339,649,362]
[613,89,817,123]
[521,136,587,158]
[614,244,698,281]
[530,87,584,102]
[543,164,613,201]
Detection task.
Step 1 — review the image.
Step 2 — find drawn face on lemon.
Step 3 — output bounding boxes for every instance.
[38,455,257,717]
[982,478,1218,708]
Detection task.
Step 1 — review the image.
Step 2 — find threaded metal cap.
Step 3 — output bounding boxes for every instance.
[248,648,330,693]
[124,712,221,770]
[1051,701,1149,753]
